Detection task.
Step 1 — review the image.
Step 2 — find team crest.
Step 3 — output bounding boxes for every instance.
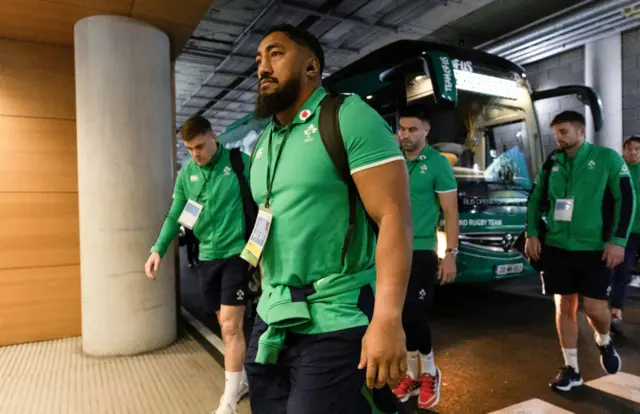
[299,109,312,121]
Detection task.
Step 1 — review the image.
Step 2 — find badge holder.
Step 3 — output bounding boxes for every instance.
[554,198,574,222]
[240,205,274,267]
[178,199,203,230]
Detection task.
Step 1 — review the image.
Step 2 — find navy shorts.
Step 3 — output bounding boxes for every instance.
[244,286,405,414]
[198,255,250,313]
[541,245,612,300]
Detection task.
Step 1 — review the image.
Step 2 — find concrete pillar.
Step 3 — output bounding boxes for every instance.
[585,33,623,153]
[74,15,177,356]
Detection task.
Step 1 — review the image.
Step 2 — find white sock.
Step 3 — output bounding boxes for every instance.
[222,371,242,408]
[241,367,248,385]
[406,351,419,380]
[595,332,611,346]
[562,348,579,373]
[421,350,437,376]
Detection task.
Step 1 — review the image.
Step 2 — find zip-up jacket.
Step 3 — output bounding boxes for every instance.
[526,141,636,251]
[151,146,248,260]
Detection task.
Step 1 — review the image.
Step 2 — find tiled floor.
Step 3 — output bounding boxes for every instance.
[0,333,250,414]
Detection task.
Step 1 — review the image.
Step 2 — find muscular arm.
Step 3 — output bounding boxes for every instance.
[353,160,413,320]
[438,191,459,249]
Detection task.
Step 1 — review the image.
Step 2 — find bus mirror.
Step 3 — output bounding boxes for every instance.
[532,85,604,132]
[379,53,457,108]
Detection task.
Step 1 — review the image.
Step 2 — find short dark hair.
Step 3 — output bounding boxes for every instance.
[263,24,325,73]
[623,135,640,149]
[181,115,212,142]
[399,105,430,123]
[550,110,585,128]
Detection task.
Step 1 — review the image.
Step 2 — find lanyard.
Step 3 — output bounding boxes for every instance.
[265,128,290,208]
[195,152,221,202]
[408,161,420,176]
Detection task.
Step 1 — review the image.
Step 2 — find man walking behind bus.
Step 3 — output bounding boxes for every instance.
[391,106,459,410]
[525,110,635,392]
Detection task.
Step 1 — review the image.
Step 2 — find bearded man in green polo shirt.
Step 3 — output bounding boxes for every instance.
[391,105,459,410]
[244,24,412,414]
[144,115,251,414]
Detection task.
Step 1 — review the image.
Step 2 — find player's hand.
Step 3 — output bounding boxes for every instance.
[145,252,161,280]
[525,236,541,261]
[438,254,456,284]
[602,244,625,269]
[359,315,407,389]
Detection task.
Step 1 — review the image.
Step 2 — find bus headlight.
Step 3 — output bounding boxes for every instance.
[436,231,447,259]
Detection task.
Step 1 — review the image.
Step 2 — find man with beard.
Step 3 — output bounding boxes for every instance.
[145,115,250,414]
[610,135,640,334]
[243,24,412,413]
[525,110,635,391]
[391,106,458,410]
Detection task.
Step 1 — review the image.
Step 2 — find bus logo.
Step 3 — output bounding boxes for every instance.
[440,56,454,93]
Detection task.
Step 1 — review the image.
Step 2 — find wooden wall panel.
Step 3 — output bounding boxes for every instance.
[0,192,80,270]
[0,116,77,193]
[0,265,81,346]
[0,39,75,120]
[0,0,132,46]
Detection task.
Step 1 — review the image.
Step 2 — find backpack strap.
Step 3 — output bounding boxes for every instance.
[229,148,258,242]
[317,92,356,266]
[538,150,558,214]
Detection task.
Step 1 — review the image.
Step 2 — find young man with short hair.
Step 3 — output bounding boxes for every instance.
[525,110,636,391]
[391,105,459,410]
[611,135,640,334]
[244,24,412,413]
[144,115,251,414]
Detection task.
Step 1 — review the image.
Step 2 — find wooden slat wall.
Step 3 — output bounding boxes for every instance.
[0,39,80,346]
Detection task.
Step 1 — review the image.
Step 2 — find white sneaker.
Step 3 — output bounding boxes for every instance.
[212,402,237,414]
[237,380,249,402]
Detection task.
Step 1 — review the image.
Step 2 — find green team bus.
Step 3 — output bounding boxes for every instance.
[216,40,604,284]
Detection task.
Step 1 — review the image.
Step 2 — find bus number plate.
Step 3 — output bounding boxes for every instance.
[494,263,524,276]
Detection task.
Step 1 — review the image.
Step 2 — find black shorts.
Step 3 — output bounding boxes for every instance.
[541,244,613,300]
[198,255,250,312]
[244,287,404,414]
[406,250,439,307]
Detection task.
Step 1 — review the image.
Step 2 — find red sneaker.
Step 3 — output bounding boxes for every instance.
[417,368,441,409]
[392,375,420,402]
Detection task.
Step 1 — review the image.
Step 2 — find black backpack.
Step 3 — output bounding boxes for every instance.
[229,148,258,242]
[250,92,379,266]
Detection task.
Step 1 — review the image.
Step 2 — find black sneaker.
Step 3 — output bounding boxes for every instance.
[598,342,622,374]
[550,366,583,392]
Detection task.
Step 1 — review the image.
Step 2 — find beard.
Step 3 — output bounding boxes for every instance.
[401,140,417,153]
[255,75,301,120]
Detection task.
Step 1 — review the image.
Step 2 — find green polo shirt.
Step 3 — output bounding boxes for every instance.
[628,162,640,234]
[406,144,457,251]
[527,141,636,250]
[151,146,249,260]
[249,86,404,336]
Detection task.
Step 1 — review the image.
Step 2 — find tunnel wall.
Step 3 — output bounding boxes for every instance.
[524,27,640,156]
